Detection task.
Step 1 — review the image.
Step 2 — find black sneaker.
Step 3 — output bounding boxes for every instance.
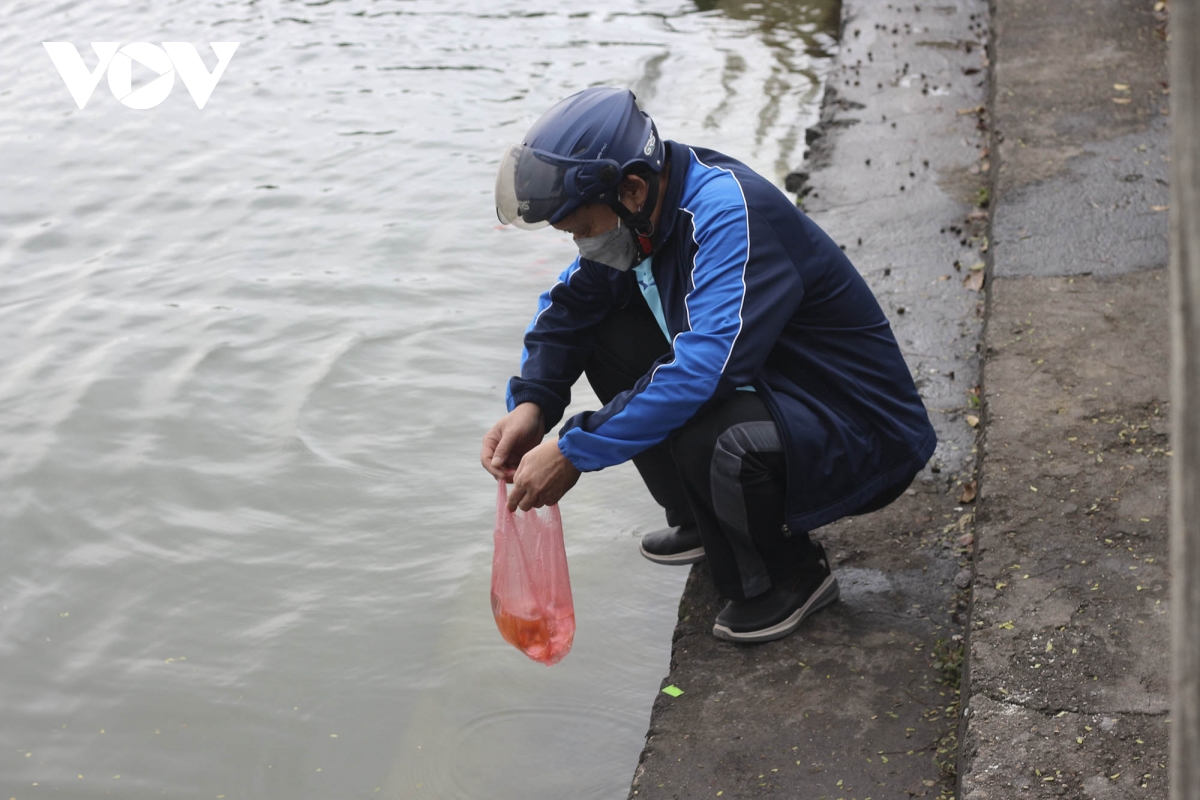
[638,525,705,565]
[711,542,839,643]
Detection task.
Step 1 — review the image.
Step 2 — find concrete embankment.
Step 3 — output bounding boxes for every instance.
[960,0,1171,796]
[629,0,991,797]
[630,0,1173,797]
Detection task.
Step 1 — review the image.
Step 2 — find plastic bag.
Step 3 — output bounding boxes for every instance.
[490,479,575,666]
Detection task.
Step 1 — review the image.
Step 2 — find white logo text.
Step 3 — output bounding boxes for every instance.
[42,42,239,109]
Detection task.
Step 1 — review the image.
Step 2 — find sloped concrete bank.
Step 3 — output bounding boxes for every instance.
[628,0,992,797]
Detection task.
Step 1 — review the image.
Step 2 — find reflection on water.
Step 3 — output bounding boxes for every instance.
[0,0,836,797]
[688,0,841,175]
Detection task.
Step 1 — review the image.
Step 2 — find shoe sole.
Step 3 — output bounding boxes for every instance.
[638,541,706,565]
[711,575,840,643]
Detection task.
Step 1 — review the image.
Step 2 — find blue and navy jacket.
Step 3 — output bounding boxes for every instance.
[506,140,937,533]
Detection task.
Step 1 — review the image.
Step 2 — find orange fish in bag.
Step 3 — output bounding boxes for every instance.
[490,479,575,666]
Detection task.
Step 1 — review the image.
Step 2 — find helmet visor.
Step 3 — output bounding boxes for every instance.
[495,144,579,230]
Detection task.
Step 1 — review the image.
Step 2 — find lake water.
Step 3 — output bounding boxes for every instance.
[0,1,835,797]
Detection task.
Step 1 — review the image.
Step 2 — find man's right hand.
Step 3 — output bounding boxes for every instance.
[480,402,546,482]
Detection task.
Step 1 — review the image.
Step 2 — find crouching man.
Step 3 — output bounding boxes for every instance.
[480,87,936,643]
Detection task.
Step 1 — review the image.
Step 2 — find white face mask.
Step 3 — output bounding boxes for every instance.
[575,218,639,272]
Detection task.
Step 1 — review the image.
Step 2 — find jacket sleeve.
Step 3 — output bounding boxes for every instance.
[506,257,616,431]
[557,189,805,472]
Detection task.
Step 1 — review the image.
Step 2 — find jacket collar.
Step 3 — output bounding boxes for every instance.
[652,140,688,249]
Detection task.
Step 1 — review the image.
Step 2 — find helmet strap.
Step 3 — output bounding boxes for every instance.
[608,171,661,263]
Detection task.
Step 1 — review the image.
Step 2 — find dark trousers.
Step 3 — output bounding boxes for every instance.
[583,292,815,601]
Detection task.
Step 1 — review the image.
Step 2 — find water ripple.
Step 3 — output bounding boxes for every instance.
[0,0,836,796]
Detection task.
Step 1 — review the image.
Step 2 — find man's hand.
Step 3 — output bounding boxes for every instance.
[508,439,581,512]
[481,402,545,481]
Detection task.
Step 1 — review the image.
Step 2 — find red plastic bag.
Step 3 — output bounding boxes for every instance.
[490,479,575,666]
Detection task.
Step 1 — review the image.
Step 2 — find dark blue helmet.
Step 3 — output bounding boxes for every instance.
[495,87,665,229]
